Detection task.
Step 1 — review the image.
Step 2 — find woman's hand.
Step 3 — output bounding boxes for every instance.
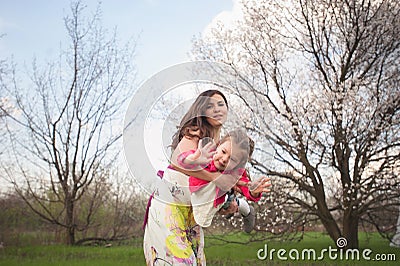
[249,176,271,197]
[218,200,238,215]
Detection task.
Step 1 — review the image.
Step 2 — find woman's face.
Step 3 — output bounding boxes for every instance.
[204,93,228,127]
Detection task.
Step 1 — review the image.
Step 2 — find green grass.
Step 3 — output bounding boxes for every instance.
[0,245,145,266]
[0,233,399,265]
[0,236,144,266]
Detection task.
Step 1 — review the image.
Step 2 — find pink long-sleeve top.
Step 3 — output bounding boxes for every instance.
[177,150,261,207]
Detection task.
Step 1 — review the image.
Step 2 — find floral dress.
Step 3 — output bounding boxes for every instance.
[143,167,206,265]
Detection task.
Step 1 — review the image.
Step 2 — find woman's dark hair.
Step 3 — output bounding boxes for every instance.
[171,89,228,150]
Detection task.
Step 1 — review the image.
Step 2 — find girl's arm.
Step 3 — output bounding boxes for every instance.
[171,136,244,190]
[177,140,215,169]
[170,136,218,182]
[171,135,244,214]
[249,176,272,197]
[235,170,272,199]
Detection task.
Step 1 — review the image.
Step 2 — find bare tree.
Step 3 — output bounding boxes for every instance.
[73,168,147,246]
[193,0,400,248]
[1,1,136,245]
[1,33,10,120]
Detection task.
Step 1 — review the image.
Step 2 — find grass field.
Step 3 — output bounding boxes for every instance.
[0,232,399,265]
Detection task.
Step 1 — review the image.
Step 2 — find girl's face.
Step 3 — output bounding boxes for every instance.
[213,140,243,171]
[204,94,228,127]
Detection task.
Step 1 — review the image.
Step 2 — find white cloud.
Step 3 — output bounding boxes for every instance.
[202,0,243,38]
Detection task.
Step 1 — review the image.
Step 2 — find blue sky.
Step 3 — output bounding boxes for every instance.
[0,0,238,183]
[0,0,234,81]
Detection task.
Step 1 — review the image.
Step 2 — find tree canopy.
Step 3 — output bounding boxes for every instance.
[193,0,400,248]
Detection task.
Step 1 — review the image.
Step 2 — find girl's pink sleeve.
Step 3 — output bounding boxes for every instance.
[176,150,197,169]
[239,170,262,202]
[177,150,210,192]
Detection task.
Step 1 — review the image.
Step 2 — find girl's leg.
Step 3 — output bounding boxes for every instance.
[236,197,250,216]
[236,197,255,233]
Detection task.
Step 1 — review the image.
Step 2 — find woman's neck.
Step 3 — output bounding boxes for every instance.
[214,127,221,142]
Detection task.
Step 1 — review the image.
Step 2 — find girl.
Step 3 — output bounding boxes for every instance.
[178,129,265,233]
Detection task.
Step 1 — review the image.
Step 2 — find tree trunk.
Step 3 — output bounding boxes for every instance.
[317,201,341,243]
[320,216,341,243]
[66,224,75,246]
[65,195,75,245]
[343,209,359,249]
[391,205,400,247]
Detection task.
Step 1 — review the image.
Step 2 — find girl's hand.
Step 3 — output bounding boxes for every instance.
[249,176,271,197]
[184,137,216,166]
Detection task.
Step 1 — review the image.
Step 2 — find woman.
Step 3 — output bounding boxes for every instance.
[143,90,268,265]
